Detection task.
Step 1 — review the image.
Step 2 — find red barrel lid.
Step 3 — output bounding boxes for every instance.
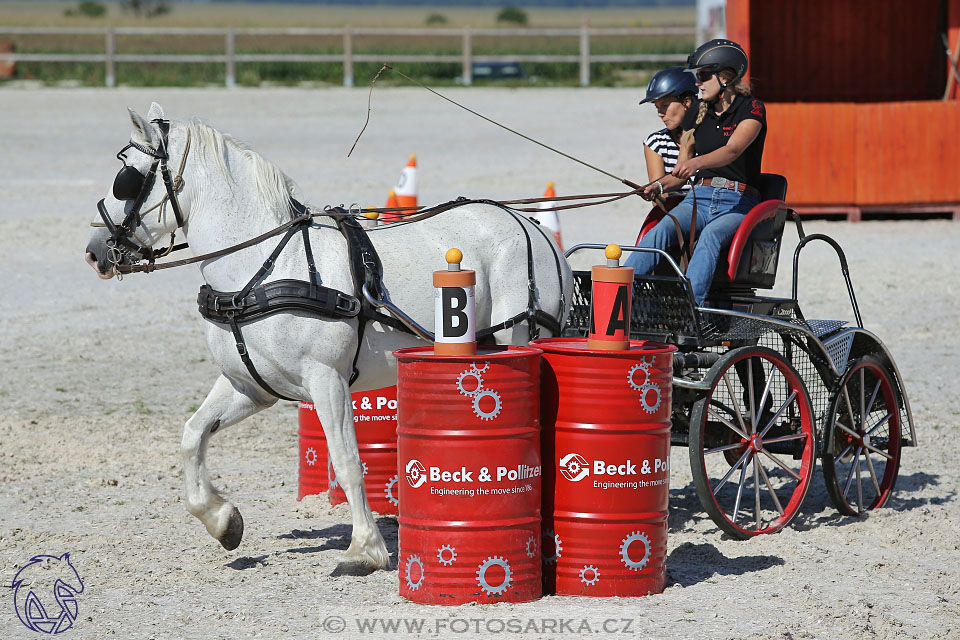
[531,336,676,355]
[394,344,543,362]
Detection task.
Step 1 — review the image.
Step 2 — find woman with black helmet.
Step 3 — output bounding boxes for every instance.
[640,66,698,190]
[625,39,767,307]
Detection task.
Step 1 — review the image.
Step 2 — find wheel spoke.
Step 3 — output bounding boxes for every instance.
[836,421,861,440]
[863,442,893,460]
[856,454,864,512]
[705,442,747,455]
[732,454,750,523]
[755,365,777,431]
[842,446,863,498]
[863,444,882,495]
[708,406,749,440]
[754,455,761,530]
[757,459,785,515]
[864,377,882,418]
[722,372,749,436]
[762,432,808,444]
[758,391,798,438]
[842,386,856,432]
[759,448,802,481]
[865,412,892,437]
[714,449,750,492]
[747,358,757,433]
[836,443,854,461]
[859,370,866,434]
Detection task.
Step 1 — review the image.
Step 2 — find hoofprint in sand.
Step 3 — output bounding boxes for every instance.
[1,88,957,639]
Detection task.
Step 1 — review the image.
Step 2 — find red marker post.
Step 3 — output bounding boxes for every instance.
[588,244,634,351]
[433,248,476,356]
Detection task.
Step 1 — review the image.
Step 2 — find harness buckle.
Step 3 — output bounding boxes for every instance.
[236,342,247,356]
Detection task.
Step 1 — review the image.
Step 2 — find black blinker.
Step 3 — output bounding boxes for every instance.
[113,165,146,201]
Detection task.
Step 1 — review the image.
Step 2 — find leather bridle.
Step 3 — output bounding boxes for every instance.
[95,119,189,271]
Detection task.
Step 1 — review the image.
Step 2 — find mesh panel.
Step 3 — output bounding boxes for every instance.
[822,332,855,372]
[565,272,701,341]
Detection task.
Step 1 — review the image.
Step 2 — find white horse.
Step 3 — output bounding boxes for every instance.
[84,102,572,575]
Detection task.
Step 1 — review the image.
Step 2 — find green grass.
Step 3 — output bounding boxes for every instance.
[1,2,693,87]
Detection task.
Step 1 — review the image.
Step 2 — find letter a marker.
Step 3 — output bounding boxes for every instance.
[433,248,476,355]
[587,244,634,351]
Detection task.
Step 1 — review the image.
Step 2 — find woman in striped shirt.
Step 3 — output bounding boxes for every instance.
[640,66,698,192]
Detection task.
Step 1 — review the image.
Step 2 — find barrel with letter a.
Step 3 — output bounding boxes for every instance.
[395,345,543,604]
[533,337,676,596]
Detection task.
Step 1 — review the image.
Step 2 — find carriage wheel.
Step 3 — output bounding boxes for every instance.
[822,356,901,516]
[689,346,816,539]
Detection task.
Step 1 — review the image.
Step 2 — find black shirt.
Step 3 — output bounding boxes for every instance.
[681,93,767,189]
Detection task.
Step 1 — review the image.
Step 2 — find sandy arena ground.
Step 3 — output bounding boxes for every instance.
[0,87,958,639]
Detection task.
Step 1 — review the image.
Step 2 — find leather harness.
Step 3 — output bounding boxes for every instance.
[196,198,564,401]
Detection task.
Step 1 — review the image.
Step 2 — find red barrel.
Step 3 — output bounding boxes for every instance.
[327,386,400,514]
[298,401,329,498]
[395,345,543,605]
[533,337,675,597]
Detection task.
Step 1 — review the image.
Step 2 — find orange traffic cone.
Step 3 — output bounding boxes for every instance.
[394,154,418,210]
[533,181,563,250]
[380,189,401,223]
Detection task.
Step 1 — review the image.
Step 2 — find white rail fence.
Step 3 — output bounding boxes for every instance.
[0,25,692,87]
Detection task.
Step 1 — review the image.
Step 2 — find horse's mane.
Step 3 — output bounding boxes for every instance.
[185,118,301,223]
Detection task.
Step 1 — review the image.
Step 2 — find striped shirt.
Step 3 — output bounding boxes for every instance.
[643,128,690,191]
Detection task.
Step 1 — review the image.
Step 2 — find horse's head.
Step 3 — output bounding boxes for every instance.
[85,102,189,279]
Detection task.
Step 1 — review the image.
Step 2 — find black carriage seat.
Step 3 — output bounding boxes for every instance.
[709,173,789,294]
[636,174,788,290]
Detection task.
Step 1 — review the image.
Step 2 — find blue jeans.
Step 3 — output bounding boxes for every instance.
[624,185,759,305]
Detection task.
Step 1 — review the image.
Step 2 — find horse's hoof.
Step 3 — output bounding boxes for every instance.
[331,559,377,577]
[218,508,244,551]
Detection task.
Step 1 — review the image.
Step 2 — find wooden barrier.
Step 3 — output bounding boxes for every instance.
[763,101,960,218]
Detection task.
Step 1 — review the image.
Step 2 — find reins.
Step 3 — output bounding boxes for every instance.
[110,188,646,274]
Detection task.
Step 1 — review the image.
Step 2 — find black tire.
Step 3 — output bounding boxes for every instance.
[822,356,902,516]
[689,346,816,538]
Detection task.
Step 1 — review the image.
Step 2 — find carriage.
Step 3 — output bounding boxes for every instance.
[562,174,917,538]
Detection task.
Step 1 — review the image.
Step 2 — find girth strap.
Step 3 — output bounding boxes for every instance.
[197,204,360,400]
[332,212,413,385]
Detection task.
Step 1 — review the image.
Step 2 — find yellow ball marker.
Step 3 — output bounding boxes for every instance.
[433,248,476,355]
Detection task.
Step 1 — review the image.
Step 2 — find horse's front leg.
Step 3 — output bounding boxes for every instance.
[180,374,275,550]
[310,371,390,575]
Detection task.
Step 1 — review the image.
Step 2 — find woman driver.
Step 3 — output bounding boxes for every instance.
[625,39,767,307]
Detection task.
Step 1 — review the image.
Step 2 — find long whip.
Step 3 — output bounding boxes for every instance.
[351,64,645,191]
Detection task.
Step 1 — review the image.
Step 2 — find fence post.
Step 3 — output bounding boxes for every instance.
[579,18,590,87]
[105,26,115,87]
[343,26,354,87]
[225,26,236,88]
[462,26,472,86]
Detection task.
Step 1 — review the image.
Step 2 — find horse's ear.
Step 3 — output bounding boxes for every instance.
[147,101,165,121]
[127,107,157,147]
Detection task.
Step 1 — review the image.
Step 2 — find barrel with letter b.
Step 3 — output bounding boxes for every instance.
[395,345,543,604]
[533,337,676,597]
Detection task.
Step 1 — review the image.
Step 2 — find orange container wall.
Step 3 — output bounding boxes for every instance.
[727,0,960,210]
[855,102,960,205]
[762,102,960,206]
[762,103,857,205]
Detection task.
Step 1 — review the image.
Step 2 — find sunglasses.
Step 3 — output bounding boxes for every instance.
[695,67,716,82]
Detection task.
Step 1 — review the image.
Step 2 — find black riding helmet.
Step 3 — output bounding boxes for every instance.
[639,66,698,105]
[687,39,748,90]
